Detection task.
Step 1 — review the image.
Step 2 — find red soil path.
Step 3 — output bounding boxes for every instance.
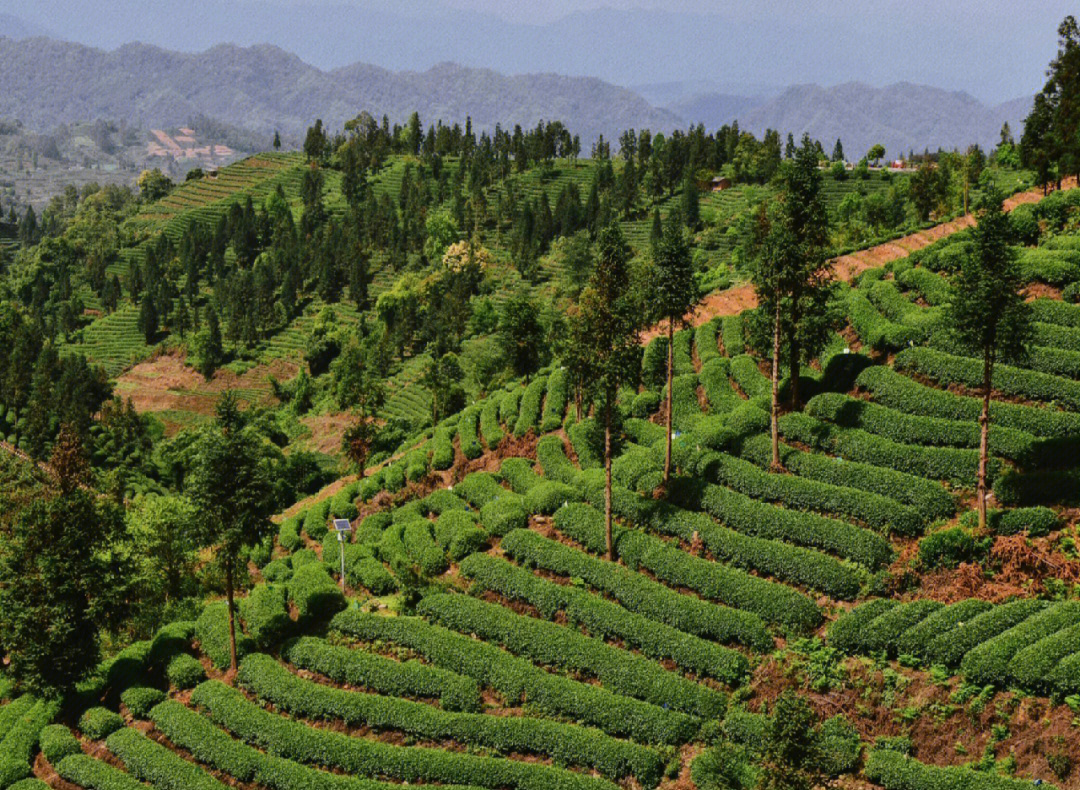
[641,178,1077,343]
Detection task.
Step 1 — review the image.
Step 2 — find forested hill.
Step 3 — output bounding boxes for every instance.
[0,38,678,142]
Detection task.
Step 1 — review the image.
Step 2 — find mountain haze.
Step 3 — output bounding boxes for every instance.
[729,82,1031,161]
[0,38,678,142]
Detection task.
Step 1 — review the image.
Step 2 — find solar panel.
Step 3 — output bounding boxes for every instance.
[332,518,353,533]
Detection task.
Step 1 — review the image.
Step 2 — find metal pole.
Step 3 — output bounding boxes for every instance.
[338,531,346,593]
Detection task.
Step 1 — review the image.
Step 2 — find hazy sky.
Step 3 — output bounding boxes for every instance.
[2,0,1075,102]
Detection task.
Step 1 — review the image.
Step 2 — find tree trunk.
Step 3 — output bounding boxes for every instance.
[225,557,238,675]
[770,301,782,471]
[604,398,614,561]
[788,329,800,410]
[977,349,992,531]
[575,387,582,422]
[663,318,674,486]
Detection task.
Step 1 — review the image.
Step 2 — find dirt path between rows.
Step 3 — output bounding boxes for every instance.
[641,178,1077,343]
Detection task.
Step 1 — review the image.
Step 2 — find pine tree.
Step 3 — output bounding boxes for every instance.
[680,172,700,230]
[652,210,698,486]
[273,130,281,150]
[744,135,831,469]
[138,291,158,344]
[568,223,643,559]
[186,411,274,674]
[947,188,1030,529]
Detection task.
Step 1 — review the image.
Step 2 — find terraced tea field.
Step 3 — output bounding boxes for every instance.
[21,192,1080,789]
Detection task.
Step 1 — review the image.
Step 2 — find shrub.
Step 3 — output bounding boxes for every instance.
[896,346,1080,411]
[741,431,951,520]
[780,412,991,487]
[1008,622,1080,694]
[631,390,661,418]
[961,601,1080,686]
[865,748,1056,790]
[499,457,541,493]
[431,425,455,470]
[261,557,292,583]
[453,472,506,508]
[513,376,547,437]
[700,446,920,536]
[479,391,505,448]
[856,601,944,656]
[106,726,225,790]
[729,355,770,403]
[8,780,49,790]
[1019,247,1080,285]
[331,609,697,745]
[56,755,148,790]
[329,487,358,521]
[286,563,346,622]
[401,519,448,576]
[895,599,996,660]
[283,636,480,712]
[419,593,725,719]
[554,498,821,633]
[807,391,1041,466]
[924,599,1048,668]
[919,527,987,570]
[120,687,166,719]
[524,480,581,515]
[700,357,744,413]
[847,288,920,351]
[356,511,392,544]
[457,406,483,460]
[382,460,407,492]
[503,526,771,650]
[958,506,1061,536]
[479,496,529,536]
[567,418,604,468]
[1009,204,1040,245]
[680,478,893,570]
[195,602,255,670]
[641,336,669,388]
[721,315,744,356]
[500,385,524,426]
[896,265,951,306]
[238,653,662,786]
[856,364,1080,439]
[461,552,748,685]
[695,320,722,365]
[828,599,899,653]
[404,448,429,482]
[240,583,291,648]
[191,678,617,790]
[867,279,942,339]
[539,367,569,431]
[301,499,331,540]
[79,707,124,740]
[167,653,206,689]
[277,514,303,552]
[39,724,82,764]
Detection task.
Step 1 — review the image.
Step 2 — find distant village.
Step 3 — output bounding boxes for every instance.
[146,127,236,164]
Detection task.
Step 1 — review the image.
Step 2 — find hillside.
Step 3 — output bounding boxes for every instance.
[7,189,1080,787]
[732,82,1032,161]
[0,38,678,142]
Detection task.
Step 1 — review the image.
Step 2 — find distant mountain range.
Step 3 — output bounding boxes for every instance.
[657,83,1032,161]
[0,35,1034,160]
[0,38,677,144]
[0,0,1066,103]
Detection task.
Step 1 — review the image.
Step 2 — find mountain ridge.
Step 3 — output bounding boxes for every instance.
[0,37,678,142]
